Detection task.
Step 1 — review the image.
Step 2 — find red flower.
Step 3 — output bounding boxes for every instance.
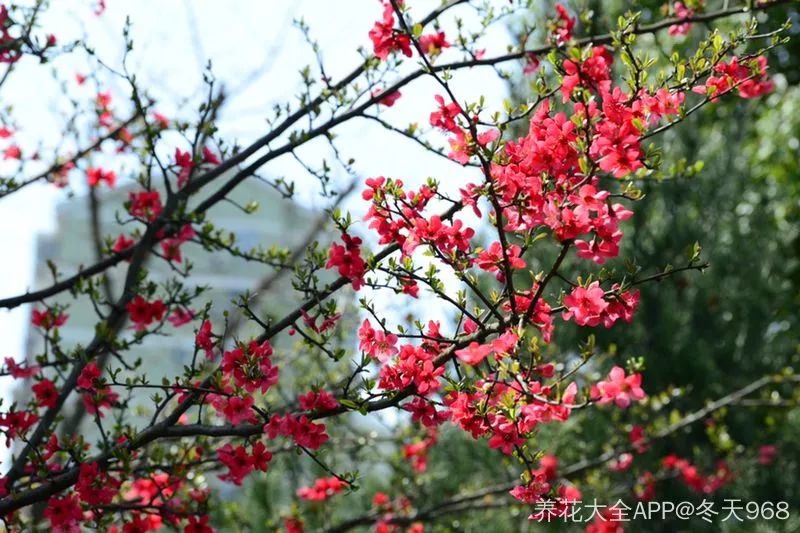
[175,148,194,187]
[76,462,120,505]
[221,339,279,394]
[429,94,461,133]
[265,414,329,450]
[77,362,118,416]
[168,308,195,327]
[372,88,402,107]
[560,46,613,102]
[128,190,162,221]
[215,394,257,425]
[33,379,58,408]
[403,397,449,428]
[96,91,112,110]
[161,238,183,263]
[112,234,135,254]
[379,344,444,394]
[298,390,338,412]
[185,515,214,533]
[509,473,550,504]
[44,494,83,530]
[283,518,304,533]
[487,415,525,455]
[326,233,366,289]
[629,424,649,453]
[217,442,272,485]
[693,55,773,101]
[152,112,170,129]
[195,320,216,359]
[552,3,576,44]
[476,241,526,281]
[758,444,777,465]
[4,357,39,379]
[454,341,493,366]
[369,3,412,60]
[202,146,220,165]
[0,410,39,445]
[3,144,21,160]
[296,476,346,501]
[419,31,449,55]
[86,167,117,188]
[358,319,398,363]
[31,308,69,330]
[126,295,167,330]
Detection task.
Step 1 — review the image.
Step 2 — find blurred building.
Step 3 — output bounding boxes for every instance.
[22,177,319,432]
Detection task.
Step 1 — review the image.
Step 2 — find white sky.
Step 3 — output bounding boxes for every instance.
[0,1,512,464]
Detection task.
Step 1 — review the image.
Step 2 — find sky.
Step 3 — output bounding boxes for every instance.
[0,0,513,464]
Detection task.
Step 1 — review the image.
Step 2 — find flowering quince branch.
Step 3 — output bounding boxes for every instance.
[322,372,800,532]
[0,1,794,531]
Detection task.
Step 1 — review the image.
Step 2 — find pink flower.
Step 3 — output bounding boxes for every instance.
[358,320,399,362]
[552,3,575,44]
[562,281,608,327]
[168,308,195,327]
[693,56,773,101]
[758,445,777,465]
[668,2,694,37]
[4,357,39,379]
[476,241,526,281]
[594,366,646,408]
[429,94,461,133]
[455,341,493,365]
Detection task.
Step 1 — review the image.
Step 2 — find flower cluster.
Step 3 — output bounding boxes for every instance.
[86,167,116,188]
[126,295,167,330]
[369,2,412,60]
[661,455,733,493]
[358,319,399,362]
[31,308,68,330]
[221,339,279,394]
[326,233,367,289]
[562,281,640,328]
[592,366,646,408]
[297,476,346,502]
[77,362,119,416]
[128,190,163,221]
[298,389,338,413]
[218,441,272,485]
[693,55,774,100]
[265,413,330,450]
[379,343,444,394]
[668,1,695,36]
